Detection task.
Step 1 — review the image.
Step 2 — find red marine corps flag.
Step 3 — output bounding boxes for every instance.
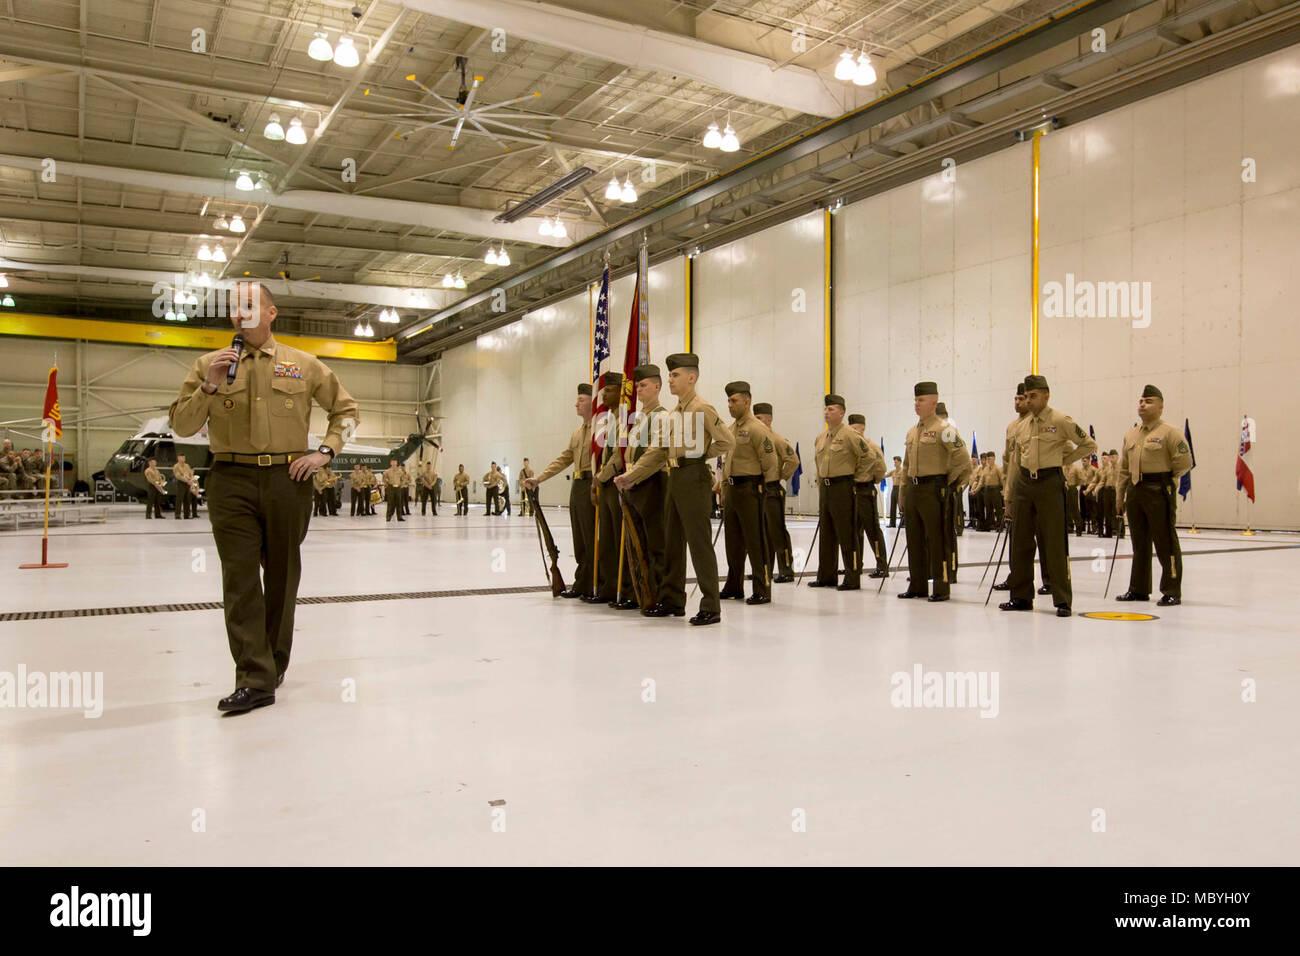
[42,364,62,440]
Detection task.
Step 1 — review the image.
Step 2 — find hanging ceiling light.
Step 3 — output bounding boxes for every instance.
[353,320,365,336]
[235,171,255,191]
[212,245,228,263]
[187,291,199,306]
[229,214,246,233]
[497,247,510,266]
[285,117,308,145]
[604,175,621,201]
[308,31,334,62]
[263,113,285,141]
[834,50,857,82]
[196,272,211,286]
[538,217,554,236]
[214,216,229,231]
[620,177,637,203]
[380,308,399,323]
[702,123,722,149]
[551,217,567,239]
[333,36,359,68]
[484,247,499,265]
[454,272,467,290]
[0,273,7,288]
[442,273,455,288]
[853,52,876,87]
[2,294,15,307]
[720,124,740,152]
[364,320,375,337]
[197,244,213,261]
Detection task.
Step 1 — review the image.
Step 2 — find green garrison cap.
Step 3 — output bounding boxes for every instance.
[665,353,699,371]
[1016,382,1026,396]
[1142,384,1163,400]
[936,402,949,417]
[632,364,660,382]
[601,372,623,388]
[1024,374,1049,391]
[824,394,846,407]
[914,381,938,396]
[577,383,592,396]
[752,402,773,416]
[724,381,751,397]
[847,413,866,425]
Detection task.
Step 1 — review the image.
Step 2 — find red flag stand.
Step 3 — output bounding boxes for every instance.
[19,445,68,570]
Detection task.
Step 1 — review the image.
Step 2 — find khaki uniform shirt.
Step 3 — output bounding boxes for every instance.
[453,472,469,490]
[173,462,195,484]
[313,469,329,491]
[859,436,887,484]
[596,422,627,482]
[170,334,359,455]
[536,419,594,483]
[903,414,971,484]
[982,463,1004,489]
[724,411,778,481]
[813,423,871,481]
[144,466,166,491]
[351,470,367,490]
[1065,460,1090,488]
[622,390,735,484]
[770,429,799,482]
[624,400,668,481]
[482,469,505,490]
[1118,419,1193,490]
[383,466,405,489]
[519,466,534,481]
[1006,406,1096,498]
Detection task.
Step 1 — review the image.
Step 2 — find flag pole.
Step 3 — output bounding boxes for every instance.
[20,355,69,570]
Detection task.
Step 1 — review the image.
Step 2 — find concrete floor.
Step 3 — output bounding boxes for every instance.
[1,502,1296,865]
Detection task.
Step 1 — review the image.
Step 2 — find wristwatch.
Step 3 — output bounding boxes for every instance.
[317,445,335,459]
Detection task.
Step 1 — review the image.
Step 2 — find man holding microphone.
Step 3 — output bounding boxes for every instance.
[170,282,358,714]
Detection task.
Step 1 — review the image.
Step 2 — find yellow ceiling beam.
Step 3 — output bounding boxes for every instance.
[0,313,397,362]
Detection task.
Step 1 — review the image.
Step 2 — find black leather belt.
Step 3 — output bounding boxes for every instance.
[213,453,306,467]
[854,480,878,489]
[669,456,708,469]
[1138,471,1172,482]
[727,474,762,485]
[909,474,946,485]
[821,475,853,486]
[1019,465,1062,480]
[573,471,591,479]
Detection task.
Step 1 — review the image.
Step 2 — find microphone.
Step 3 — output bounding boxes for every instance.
[227,333,244,385]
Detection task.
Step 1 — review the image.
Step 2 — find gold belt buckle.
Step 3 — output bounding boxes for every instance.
[257,454,272,467]
[669,457,678,468]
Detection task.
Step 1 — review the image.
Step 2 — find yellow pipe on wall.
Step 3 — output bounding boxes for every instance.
[0,312,397,361]
[824,208,832,394]
[1031,129,1043,375]
[684,255,692,351]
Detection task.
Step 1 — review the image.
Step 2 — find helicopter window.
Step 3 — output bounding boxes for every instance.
[152,444,178,466]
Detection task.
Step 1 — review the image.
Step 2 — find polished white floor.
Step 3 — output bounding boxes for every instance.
[1,501,1297,866]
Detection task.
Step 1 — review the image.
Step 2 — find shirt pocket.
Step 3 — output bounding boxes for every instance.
[270,377,309,417]
[208,378,248,446]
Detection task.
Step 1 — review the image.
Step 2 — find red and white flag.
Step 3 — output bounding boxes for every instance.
[1235,415,1255,503]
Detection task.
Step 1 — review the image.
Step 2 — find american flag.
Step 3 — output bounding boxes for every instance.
[590,262,612,464]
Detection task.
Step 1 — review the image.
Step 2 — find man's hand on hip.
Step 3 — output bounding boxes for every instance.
[290,452,330,481]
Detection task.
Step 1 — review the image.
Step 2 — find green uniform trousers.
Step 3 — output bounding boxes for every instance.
[1009,467,1071,607]
[661,460,719,614]
[902,478,950,597]
[722,477,770,598]
[595,478,633,602]
[624,470,667,606]
[207,462,313,692]
[815,476,859,587]
[1126,474,1182,598]
[855,482,889,574]
[763,486,794,578]
[568,476,596,597]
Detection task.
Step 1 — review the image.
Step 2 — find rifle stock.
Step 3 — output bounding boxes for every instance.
[528,488,566,596]
[618,493,654,610]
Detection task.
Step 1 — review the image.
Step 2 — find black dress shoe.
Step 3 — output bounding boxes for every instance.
[927,594,950,602]
[688,610,721,626]
[992,580,1010,591]
[745,594,771,605]
[773,574,794,584]
[835,583,860,591]
[610,599,640,610]
[898,591,927,599]
[868,570,888,579]
[1116,591,1149,602]
[558,589,584,599]
[580,594,605,604]
[807,580,836,588]
[217,687,275,713]
[718,590,745,601]
[999,599,1032,611]
[276,671,285,688]
[1056,605,1072,617]
[642,603,685,618]
[1037,584,1052,595]
[1157,595,1180,606]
